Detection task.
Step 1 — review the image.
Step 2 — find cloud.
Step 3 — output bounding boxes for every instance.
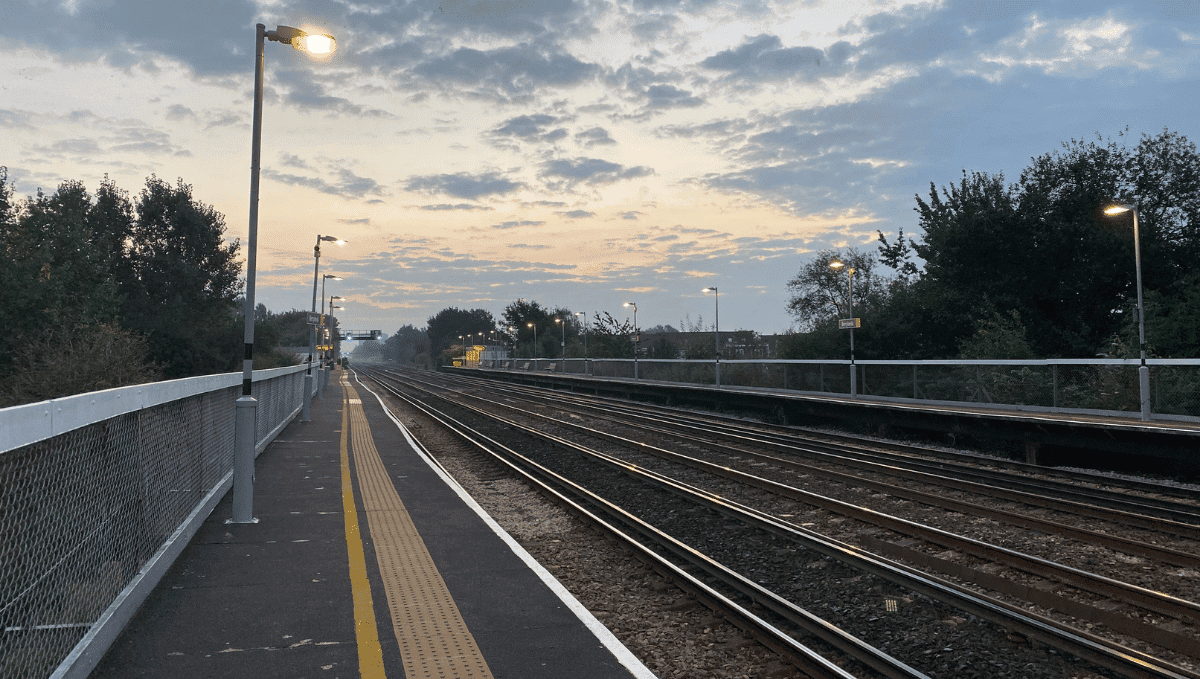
[538,157,654,190]
[631,15,678,42]
[409,0,592,39]
[413,44,600,102]
[575,127,617,147]
[165,104,196,121]
[488,113,571,149]
[491,220,546,229]
[280,153,310,169]
[0,0,257,76]
[559,209,595,218]
[644,83,704,109]
[621,211,643,220]
[700,34,846,84]
[604,62,703,115]
[263,166,386,199]
[273,69,394,117]
[404,171,524,199]
[417,203,495,211]
[0,109,37,130]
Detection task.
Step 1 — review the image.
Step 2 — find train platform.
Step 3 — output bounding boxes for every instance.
[90,368,654,679]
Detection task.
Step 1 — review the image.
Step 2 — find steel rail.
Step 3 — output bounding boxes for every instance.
[431,369,1200,528]
[421,374,1200,625]
[503,371,1200,507]
[366,367,1199,679]
[435,372,1200,556]
[356,369,906,679]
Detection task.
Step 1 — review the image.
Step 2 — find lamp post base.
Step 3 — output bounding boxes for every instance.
[1139,365,1151,421]
[302,373,313,422]
[231,396,258,523]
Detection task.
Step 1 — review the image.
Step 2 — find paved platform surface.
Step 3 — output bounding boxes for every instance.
[92,369,653,679]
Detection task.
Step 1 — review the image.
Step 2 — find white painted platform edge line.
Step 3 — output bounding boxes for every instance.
[352,372,657,679]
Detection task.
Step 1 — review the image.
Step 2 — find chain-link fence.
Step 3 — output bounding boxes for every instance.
[475,358,1200,420]
[0,365,313,679]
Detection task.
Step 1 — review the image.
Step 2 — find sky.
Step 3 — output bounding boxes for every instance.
[3,0,1199,349]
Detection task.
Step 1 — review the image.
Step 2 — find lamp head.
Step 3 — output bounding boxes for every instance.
[1104,204,1135,215]
[623,301,636,309]
[702,287,716,293]
[324,274,342,280]
[269,26,336,55]
[828,260,845,269]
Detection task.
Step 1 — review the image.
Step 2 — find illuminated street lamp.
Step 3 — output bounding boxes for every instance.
[233,23,337,524]
[316,275,343,397]
[574,311,588,374]
[702,287,720,386]
[624,302,639,379]
[829,260,857,399]
[527,322,537,358]
[324,294,344,376]
[304,235,345,421]
[1104,203,1151,420]
[554,317,567,362]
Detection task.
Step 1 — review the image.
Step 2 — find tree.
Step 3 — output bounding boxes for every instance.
[587,311,634,358]
[501,299,576,357]
[957,310,1036,360]
[383,324,431,367]
[0,174,160,404]
[785,247,885,331]
[123,176,242,377]
[426,307,496,358]
[853,127,1200,359]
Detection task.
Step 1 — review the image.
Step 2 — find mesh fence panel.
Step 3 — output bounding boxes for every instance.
[0,368,307,679]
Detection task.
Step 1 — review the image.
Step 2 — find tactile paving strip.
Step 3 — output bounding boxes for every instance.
[345,384,494,679]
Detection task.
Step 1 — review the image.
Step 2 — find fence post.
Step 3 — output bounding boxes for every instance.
[913,364,918,400]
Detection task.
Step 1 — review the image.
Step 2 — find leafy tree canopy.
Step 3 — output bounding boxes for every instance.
[426,307,496,357]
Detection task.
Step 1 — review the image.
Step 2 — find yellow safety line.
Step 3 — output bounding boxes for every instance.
[341,394,387,678]
[345,384,494,679]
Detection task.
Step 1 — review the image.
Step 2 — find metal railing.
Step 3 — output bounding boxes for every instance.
[477,358,1200,422]
[0,364,315,679]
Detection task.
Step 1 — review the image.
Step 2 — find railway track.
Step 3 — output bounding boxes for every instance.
[357,365,1200,679]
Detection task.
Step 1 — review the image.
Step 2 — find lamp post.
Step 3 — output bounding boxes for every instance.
[829,260,857,399]
[527,322,537,360]
[574,311,588,375]
[1104,204,1152,420]
[326,295,343,385]
[624,302,638,379]
[555,317,566,362]
[305,235,344,422]
[232,23,336,524]
[316,276,342,397]
[702,287,720,386]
